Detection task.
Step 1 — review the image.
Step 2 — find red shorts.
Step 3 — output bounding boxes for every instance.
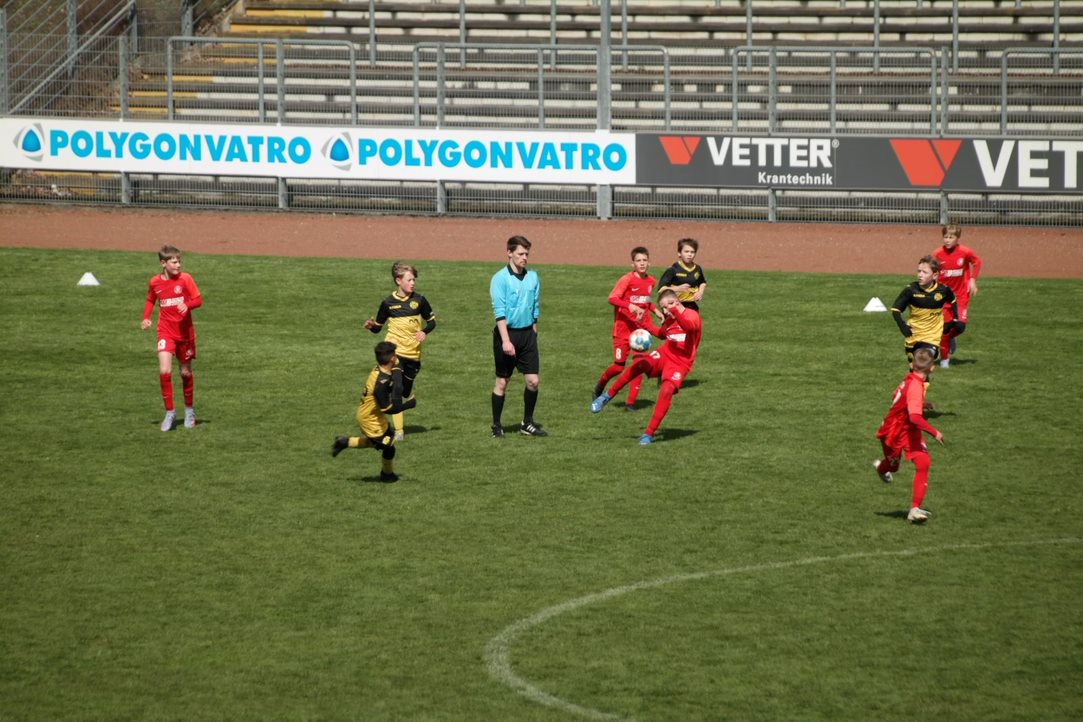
[944,295,969,324]
[611,333,650,364]
[158,335,196,362]
[639,350,691,389]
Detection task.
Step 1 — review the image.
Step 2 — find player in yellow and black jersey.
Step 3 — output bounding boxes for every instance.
[332,341,418,482]
[891,255,959,362]
[363,262,436,440]
[657,237,707,311]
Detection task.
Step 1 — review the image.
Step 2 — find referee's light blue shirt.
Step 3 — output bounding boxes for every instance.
[490,264,540,329]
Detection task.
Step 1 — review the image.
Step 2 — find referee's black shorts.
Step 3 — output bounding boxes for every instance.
[494,326,540,377]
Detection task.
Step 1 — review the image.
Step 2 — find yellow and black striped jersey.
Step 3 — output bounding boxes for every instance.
[891,281,957,346]
[355,364,403,439]
[369,291,436,361]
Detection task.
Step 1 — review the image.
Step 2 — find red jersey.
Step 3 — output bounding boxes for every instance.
[608,271,656,337]
[876,371,938,453]
[645,305,701,368]
[144,271,201,341]
[933,243,981,298]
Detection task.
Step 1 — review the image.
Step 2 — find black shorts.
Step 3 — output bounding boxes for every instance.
[396,356,421,381]
[906,341,940,361]
[494,326,540,377]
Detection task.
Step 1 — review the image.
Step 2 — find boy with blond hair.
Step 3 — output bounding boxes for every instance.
[364,262,436,441]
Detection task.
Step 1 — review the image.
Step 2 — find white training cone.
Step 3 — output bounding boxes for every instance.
[77,272,100,286]
[863,296,887,312]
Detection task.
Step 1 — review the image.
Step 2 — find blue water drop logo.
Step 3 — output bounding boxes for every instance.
[21,129,42,153]
[15,124,45,161]
[329,138,350,162]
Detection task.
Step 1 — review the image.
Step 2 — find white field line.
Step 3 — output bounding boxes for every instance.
[484,537,1083,721]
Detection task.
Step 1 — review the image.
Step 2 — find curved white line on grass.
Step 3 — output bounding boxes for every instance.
[484,537,1082,721]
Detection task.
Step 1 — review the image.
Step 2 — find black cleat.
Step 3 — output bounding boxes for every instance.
[332,435,349,457]
[491,424,505,439]
[519,421,548,437]
[379,471,399,483]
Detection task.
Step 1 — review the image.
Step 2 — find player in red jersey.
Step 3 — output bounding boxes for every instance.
[872,347,945,524]
[591,246,663,410]
[141,244,202,431]
[590,288,702,445]
[932,223,981,367]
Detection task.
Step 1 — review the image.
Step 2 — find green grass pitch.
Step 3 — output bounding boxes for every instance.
[1,246,1081,721]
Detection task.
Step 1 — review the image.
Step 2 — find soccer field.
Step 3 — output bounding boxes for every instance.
[1,247,1081,721]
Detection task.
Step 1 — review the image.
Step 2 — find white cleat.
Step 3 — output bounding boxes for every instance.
[873,460,892,484]
[907,507,931,524]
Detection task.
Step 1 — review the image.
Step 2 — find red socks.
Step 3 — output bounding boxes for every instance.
[182,371,194,408]
[159,373,174,411]
[645,381,676,436]
[910,452,931,508]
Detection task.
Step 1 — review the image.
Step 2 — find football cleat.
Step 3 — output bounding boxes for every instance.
[160,411,176,432]
[907,507,931,524]
[519,421,548,437]
[184,407,197,429]
[639,434,653,445]
[379,471,400,483]
[491,424,505,439]
[590,393,612,413]
[331,435,349,457]
[873,460,893,484]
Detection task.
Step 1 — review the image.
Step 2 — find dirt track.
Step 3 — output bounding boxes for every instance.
[2,203,1082,278]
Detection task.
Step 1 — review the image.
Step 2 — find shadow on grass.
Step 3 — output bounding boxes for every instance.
[875,508,935,521]
[656,427,698,442]
[152,417,208,431]
[360,475,399,484]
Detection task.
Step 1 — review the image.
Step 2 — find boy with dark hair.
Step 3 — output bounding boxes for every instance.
[873,347,945,524]
[592,246,662,410]
[932,223,981,368]
[591,288,702,445]
[141,244,202,432]
[364,261,436,441]
[490,235,546,438]
[657,237,707,311]
[332,341,417,482]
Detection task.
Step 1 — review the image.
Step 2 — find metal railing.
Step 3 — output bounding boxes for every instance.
[164,36,359,125]
[1,1,1081,225]
[0,0,136,115]
[410,42,671,129]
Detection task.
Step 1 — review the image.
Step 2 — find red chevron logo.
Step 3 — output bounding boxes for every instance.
[658,136,701,165]
[889,139,962,186]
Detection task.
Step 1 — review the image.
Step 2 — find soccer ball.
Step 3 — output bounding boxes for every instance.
[629,328,652,352]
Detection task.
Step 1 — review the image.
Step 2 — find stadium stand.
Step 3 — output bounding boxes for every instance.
[4,1,1081,223]
[115,0,1082,135]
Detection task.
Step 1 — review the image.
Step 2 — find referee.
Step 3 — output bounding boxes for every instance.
[490,235,547,438]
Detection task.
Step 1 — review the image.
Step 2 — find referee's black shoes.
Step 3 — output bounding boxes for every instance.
[519,420,548,437]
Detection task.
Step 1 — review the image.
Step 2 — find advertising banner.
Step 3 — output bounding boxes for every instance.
[637,134,1083,193]
[0,118,636,184]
